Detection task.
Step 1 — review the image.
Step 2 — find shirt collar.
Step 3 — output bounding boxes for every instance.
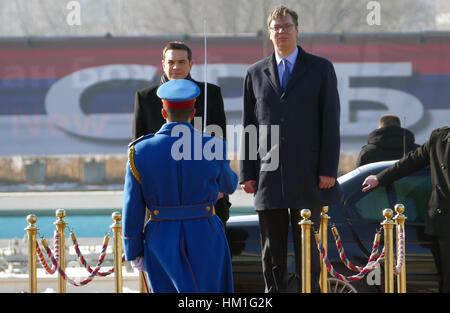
[275,46,299,67]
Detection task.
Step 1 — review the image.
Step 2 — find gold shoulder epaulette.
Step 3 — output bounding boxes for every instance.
[128,135,144,147]
[128,145,142,184]
[128,133,155,147]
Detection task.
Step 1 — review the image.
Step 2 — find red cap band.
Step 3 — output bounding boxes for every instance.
[162,99,195,109]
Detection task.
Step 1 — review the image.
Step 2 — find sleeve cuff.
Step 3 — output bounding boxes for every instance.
[123,235,144,261]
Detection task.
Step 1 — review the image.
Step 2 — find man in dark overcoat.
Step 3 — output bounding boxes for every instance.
[132,41,231,225]
[239,6,342,292]
[363,126,450,292]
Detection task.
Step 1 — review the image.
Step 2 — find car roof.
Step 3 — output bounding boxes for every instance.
[228,160,400,224]
[337,160,397,184]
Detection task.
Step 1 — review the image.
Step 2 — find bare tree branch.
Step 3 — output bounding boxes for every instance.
[0,0,437,37]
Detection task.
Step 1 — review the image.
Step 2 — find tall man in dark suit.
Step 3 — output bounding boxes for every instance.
[239,6,342,293]
[132,41,231,225]
[362,126,450,292]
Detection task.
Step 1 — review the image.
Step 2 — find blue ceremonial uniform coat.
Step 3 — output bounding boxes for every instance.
[122,122,238,293]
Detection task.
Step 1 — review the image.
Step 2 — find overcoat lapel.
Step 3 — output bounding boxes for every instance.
[443,130,450,161]
[262,46,309,96]
[263,55,282,96]
[284,46,308,93]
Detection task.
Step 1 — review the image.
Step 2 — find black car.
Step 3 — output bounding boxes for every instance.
[226,161,439,293]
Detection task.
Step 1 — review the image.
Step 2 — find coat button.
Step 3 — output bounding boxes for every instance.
[153,210,159,216]
[437,209,442,214]
[205,206,211,212]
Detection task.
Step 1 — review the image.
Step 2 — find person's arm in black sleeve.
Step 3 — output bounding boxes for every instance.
[208,86,227,141]
[239,71,259,185]
[132,91,146,140]
[318,60,341,179]
[377,139,431,186]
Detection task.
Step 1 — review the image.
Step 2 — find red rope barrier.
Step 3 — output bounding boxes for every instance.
[71,232,113,277]
[394,223,405,275]
[315,233,385,283]
[34,230,125,287]
[315,224,406,283]
[36,232,59,275]
[331,226,381,272]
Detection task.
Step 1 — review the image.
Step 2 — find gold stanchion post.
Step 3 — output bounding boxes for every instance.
[139,272,148,293]
[394,204,407,293]
[54,209,67,293]
[299,209,313,293]
[111,212,123,293]
[381,208,395,293]
[25,214,38,293]
[319,206,329,293]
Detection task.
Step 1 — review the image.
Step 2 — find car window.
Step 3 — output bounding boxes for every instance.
[351,171,431,222]
[390,174,431,223]
[353,186,390,221]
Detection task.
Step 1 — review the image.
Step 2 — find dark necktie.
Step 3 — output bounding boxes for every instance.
[281,58,290,91]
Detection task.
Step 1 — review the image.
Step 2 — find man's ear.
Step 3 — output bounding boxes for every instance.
[161,108,168,119]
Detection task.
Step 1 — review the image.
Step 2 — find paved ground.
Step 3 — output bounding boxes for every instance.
[0,188,256,293]
[0,188,254,211]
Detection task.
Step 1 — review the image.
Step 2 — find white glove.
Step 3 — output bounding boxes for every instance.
[130,256,145,272]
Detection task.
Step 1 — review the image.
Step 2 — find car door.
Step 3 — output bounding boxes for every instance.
[344,168,439,292]
[386,169,439,292]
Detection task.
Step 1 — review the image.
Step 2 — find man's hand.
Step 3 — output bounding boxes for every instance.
[319,176,336,189]
[362,175,379,192]
[131,256,145,272]
[217,192,224,200]
[241,180,257,194]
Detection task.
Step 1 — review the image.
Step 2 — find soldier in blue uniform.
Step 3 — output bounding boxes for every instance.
[122,79,237,293]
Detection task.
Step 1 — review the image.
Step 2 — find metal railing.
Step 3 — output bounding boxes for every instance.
[299,204,407,293]
[25,210,148,293]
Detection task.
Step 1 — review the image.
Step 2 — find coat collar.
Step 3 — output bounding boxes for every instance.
[160,73,195,85]
[443,128,450,142]
[263,45,308,96]
[157,122,194,134]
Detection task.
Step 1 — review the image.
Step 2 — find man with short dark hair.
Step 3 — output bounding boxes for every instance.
[356,114,420,167]
[132,41,231,225]
[379,114,401,128]
[133,41,226,141]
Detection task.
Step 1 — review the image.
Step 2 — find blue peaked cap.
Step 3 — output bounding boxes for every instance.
[157,79,200,102]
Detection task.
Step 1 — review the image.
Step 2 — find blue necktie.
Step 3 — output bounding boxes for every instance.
[281,58,290,91]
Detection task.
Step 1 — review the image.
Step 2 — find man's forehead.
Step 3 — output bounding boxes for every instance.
[164,49,189,60]
[270,14,294,26]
